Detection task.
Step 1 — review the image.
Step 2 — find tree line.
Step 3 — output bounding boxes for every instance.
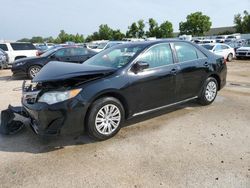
[18,10,250,43]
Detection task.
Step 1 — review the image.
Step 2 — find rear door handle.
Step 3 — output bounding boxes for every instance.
[170,68,178,75]
[204,62,209,67]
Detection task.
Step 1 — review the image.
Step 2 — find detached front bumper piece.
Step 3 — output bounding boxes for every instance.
[0,105,29,135]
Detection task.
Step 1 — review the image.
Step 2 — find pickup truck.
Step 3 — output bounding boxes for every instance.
[0,42,37,65]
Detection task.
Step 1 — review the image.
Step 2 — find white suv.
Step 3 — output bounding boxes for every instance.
[0,42,37,65]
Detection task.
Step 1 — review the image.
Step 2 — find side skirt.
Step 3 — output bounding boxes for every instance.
[132,96,198,117]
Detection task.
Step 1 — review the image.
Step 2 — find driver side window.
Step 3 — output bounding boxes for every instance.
[137,43,173,69]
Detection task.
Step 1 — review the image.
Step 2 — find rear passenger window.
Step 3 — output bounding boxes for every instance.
[0,44,8,51]
[221,45,229,49]
[73,48,88,56]
[10,43,36,50]
[138,43,173,68]
[174,42,206,62]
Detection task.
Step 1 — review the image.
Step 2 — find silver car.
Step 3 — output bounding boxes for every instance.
[0,49,8,69]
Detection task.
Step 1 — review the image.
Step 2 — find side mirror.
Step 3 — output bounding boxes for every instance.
[133,61,149,73]
[49,54,56,59]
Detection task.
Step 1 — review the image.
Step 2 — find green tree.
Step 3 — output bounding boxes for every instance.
[146,18,159,37]
[234,10,250,33]
[179,12,212,36]
[98,24,113,40]
[44,37,55,43]
[126,20,145,38]
[137,20,145,38]
[112,29,125,40]
[17,38,31,42]
[126,22,139,38]
[30,36,44,43]
[158,21,173,38]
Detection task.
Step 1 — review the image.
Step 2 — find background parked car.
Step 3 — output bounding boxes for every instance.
[215,36,227,43]
[0,49,8,69]
[0,48,9,69]
[92,41,125,52]
[236,40,250,59]
[0,42,37,65]
[11,46,97,79]
[228,39,246,52]
[201,43,235,62]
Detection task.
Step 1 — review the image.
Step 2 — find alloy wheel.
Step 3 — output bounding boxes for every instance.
[95,104,121,135]
[205,81,217,102]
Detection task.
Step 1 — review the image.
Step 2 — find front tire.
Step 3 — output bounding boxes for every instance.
[28,65,42,79]
[198,77,218,106]
[86,97,125,141]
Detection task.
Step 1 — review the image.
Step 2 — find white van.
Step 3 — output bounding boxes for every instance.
[0,42,37,65]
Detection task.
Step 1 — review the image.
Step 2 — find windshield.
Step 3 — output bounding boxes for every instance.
[227,36,235,39]
[97,42,108,49]
[216,36,224,39]
[201,45,214,50]
[243,42,250,47]
[84,44,145,69]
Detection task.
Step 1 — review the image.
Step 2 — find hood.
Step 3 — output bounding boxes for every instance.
[237,47,250,51]
[14,56,46,63]
[33,61,116,83]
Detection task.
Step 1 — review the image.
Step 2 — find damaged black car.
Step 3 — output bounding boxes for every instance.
[0,40,227,140]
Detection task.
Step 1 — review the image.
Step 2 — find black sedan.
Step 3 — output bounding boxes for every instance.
[1,40,227,140]
[11,46,97,79]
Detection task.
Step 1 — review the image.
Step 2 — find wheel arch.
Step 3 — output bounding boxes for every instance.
[208,73,221,90]
[85,90,130,124]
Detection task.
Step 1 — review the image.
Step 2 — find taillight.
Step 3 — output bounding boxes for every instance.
[224,58,227,64]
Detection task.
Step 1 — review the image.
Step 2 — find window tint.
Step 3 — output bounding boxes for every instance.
[221,45,229,49]
[0,44,8,51]
[10,43,36,50]
[55,49,68,57]
[138,43,173,68]
[196,49,207,58]
[175,42,201,62]
[214,45,222,51]
[201,44,214,50]
[73,48,88,56]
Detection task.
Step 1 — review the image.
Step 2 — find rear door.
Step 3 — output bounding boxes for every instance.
[173,42,209,101]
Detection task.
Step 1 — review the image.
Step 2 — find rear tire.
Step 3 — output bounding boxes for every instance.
[28,65,42,79]
[86,97,125,141]
[198,77,218,106]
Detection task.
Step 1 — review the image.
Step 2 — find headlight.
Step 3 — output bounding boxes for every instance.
[38,89,82,105]
[15,61,25,66]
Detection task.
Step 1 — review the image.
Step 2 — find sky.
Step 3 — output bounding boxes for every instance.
[1,0,249,40]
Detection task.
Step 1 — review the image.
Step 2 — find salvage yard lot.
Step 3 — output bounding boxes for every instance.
[0,60,250,188]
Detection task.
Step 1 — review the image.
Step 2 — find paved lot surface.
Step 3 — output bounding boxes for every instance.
[0,60,250,188]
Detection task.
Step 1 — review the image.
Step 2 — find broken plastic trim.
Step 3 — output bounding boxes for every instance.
[0,105,30,135]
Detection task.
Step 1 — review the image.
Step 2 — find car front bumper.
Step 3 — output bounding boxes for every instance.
[236,52,250,57]
[22,97,87,136]
[11,65,27,76]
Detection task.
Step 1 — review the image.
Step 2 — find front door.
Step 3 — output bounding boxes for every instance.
[127,43,178,114]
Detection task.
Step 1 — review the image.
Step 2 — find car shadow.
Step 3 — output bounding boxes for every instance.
[0,100,200,154]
